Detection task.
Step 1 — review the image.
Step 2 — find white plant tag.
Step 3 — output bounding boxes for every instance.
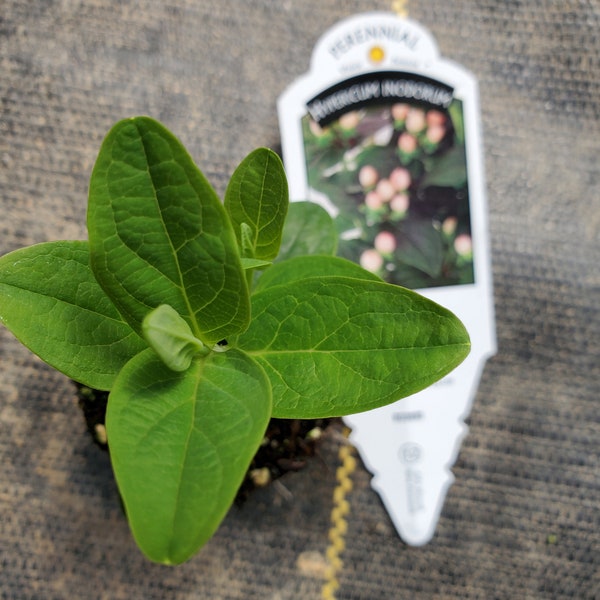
[278,12,496,545]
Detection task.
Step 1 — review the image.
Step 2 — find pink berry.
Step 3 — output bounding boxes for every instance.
[454,234,473,256]
[398,132,418,154]
[426,110,446,127]
[405,108,426,133]
[392,103,410,121]
[338,111,361,130]
[442,217,457,235]
[374,231,397,254]
[375,178,395,202]
[426,124,446,144]
[389,167,411,191]
[360,249,384,272]
[359,165,379,189]
[365,191,384,210]
[390,193,409,213]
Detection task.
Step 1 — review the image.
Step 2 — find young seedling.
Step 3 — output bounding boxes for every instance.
[0,117,470,564]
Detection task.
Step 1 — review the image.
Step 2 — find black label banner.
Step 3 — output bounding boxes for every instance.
[306,71,454,126]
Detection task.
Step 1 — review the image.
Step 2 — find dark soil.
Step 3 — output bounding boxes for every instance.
[74,382,336,502]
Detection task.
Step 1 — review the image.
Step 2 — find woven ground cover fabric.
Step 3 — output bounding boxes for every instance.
[1,1,598,598]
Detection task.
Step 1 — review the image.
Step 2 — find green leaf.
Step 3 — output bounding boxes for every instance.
[142,304,208,372]
[421,144,467,189]
[276,201,338,261]
[396,220,445,278]
[236,277,470,418]
[240,257,272,271]
[106,348,272,565]
[0,241,145,390]
[254,254,381,293]
[224,148,288,261]
[87,116,250,345]
[448,99,465,145]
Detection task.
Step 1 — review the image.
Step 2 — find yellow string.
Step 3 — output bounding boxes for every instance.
[392,0,409,18]
[322,428,357,600]
[323,5,406,587]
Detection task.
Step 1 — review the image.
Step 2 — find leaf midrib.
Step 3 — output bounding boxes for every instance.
[240,152,280,255]
[244,343,470,356]
[253,152,281,253]
[166,360,205,561]
[135,122,200,337]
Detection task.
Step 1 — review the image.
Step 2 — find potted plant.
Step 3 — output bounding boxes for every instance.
[0,116,470,565]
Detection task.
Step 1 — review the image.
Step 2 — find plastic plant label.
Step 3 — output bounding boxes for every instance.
[278,12,496,545]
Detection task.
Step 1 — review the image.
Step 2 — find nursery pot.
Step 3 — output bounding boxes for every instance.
[75,382,336,501]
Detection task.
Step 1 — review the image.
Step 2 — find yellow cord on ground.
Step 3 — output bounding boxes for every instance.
[322,428,357,600]
[392,0,409,18]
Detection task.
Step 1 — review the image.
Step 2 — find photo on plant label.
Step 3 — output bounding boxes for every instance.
[302,99,475,290]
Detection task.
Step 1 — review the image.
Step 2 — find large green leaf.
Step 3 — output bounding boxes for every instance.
[87,116,249,345]
[224,148,288,261]
[276,201,338,262]
[106,348,272,565]
[254,254,381,293]
[0,241,145,390]
[236,277,470,418]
